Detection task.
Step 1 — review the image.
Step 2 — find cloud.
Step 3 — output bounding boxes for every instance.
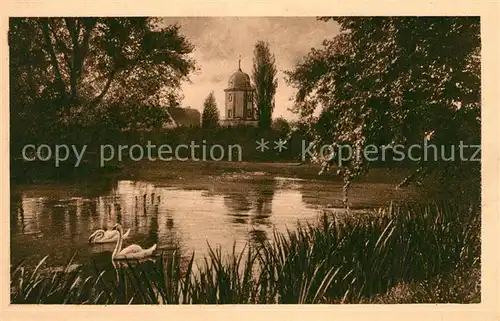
[161,17,340,120]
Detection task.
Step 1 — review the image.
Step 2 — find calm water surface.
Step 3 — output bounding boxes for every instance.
[11,173,414,270]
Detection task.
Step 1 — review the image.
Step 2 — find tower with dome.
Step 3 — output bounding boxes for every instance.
[222,58,258,126]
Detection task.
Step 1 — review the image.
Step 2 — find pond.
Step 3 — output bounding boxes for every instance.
[10,171,417,271]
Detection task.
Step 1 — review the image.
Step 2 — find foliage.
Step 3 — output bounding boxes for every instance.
[271,117,291,138]
[252,41,278,130]
[285,17,481,207]
[9,17,196,143]
[201,91,220,129]
[366,265,480,303]
[11,202,480,304]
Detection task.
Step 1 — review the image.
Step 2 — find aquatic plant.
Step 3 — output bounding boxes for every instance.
[10,202,480,304]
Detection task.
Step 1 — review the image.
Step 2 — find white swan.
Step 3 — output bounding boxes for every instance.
[88,228,131,244]
[111,223,157,260]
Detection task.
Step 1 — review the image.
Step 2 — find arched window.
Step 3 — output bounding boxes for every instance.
[228,109,232,118]
[228,93,233,102]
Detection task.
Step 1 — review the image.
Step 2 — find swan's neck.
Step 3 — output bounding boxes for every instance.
[112,228,123,259]
[96,230,105,240]
[90,230,104,242]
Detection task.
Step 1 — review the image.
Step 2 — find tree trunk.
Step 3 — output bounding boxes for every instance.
[66,18,80,102]
[396,165,430,189]
[65,18,96,103]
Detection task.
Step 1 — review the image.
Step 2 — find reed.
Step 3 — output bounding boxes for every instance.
[10,202,480,304]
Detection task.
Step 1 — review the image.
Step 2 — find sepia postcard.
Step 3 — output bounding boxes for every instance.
[1,1,499,321]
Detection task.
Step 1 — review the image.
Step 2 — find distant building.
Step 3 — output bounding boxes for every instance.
[165,106,201,128]
[221,58,258,127]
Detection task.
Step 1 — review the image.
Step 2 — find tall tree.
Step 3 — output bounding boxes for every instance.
[252,41,278,130]
[286,17,480,206]
[202,91,219,129]
[9,17,196,142]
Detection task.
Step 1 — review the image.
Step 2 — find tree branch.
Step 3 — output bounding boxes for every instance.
[48,21,71,68]
[91,68,118,106]
[77,19,97,81]
[39,18,66,97]
[396,166,428,189]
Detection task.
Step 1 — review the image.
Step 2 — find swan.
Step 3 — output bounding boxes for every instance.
[112,257,157,269]
[88,227,131,244]
[111,223,157,260]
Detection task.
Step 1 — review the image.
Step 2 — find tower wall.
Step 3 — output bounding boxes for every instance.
[235,91,245,118]
[225,89,255,120]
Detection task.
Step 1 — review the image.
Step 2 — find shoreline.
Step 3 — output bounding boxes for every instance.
[117,159,412,183]
[11,159,415,200]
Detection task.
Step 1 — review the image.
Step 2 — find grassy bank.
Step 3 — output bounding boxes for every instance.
[11,202,480,304]
[11,156,404,185]
[116,159,413,185]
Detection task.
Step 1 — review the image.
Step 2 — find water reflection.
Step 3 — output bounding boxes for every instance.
[11,175,414,269]
[218,179,276,246]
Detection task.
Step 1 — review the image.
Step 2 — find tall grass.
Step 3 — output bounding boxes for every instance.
[11,202,480,304]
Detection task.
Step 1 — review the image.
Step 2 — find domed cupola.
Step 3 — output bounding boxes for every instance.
[227,63,252,90]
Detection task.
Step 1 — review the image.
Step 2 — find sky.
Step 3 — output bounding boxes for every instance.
[161,17,340,120]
